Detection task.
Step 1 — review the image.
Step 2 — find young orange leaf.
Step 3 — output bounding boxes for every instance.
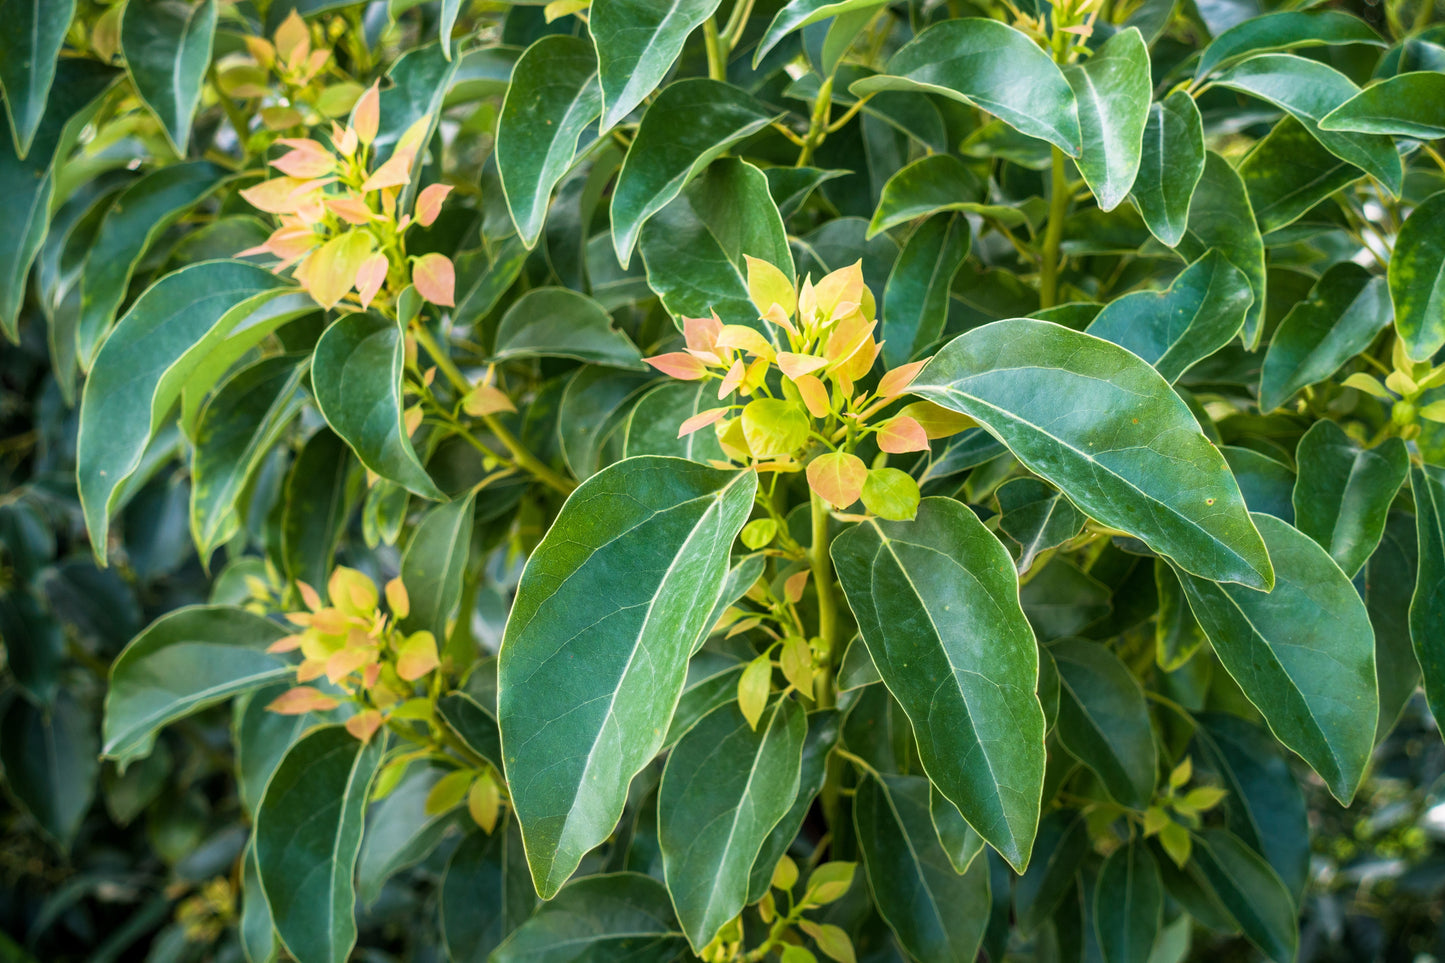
[266,634,305,654]
[876,416,930,453]
[267,686,338,715]
[303,231,377,309]
[361,150,415,193]
[678,407,728,437]
[239,176,313,214]
[353,82,380,146]
[355,253,388,309]
[463,384,516,416]
[897,401,978,439]
[384,577,410,620]
[806,451,867,509]
[784,569,809,603]
[345,709,384,742]
[273,10,309,64]
[877,359,927,399]
[298,581,323,611]
[412,253,455,306]
[684,313,723,356]
[327,195,373,225]
[716,324,775,359]
[718,359,746,398]
[644,351,709,380]
[794,374,831,418]
[396,631,440,681]
[776,352,827,380]
[414,183,453,227]
[272,138,334,178]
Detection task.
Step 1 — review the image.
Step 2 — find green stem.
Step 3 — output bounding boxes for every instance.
[1039,146,1070,309]
[721,0,756,49]
[704,18,728,81]
[809,490,848,851]
[796,74,834,167]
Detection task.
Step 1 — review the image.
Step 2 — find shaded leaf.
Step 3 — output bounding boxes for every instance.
[120,0,217,152]
[1292,419,1408,577]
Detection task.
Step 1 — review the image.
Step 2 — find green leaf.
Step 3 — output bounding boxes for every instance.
[832,497,1045,871]
[659,699,806,949]
[1175,512,1377,803]
[854,20,1081,155]
[746,709,839,900]
[929,783,985,874]
[1085,249,1252,383]
[611,78,779,266]
[0,692,97,849]
[0,0,76,156]
[1320,71,1445,140]
[357,763,464,906]
[234,683,324,818]
[120,0,217,153]
[496,35,602,247]
[498,457,756,897]
[867,155,988,238]
[255,726,384,963]
[493,286,644,367]
[1240,115,1364,234]
[281,429,360,590]
[1410,464,1445,729]
[398,491,477,638]
[1388,190,1445,362]
[557,367,653,480]
[1292,420,1408,577]
[854,773,992,963]
[624,381,727,463]
[640,157,795,330]
[372,42,459,213]
[1258,262,1391,412]
[666,660,745,748]
[1212,55,1401,194]
[1190,829,1299,963]
[1093,842,1163,963]
[1367,512,1421,742]
[912,318,1273,589]
[241,841,279,963]
[1175,152,1267,348]
[190,354,307,559]
[1154,561,1208,671]
[441,820,536,962]
[882,215,970,367]
[1195,10,1383,79]
[104,605,291,765]
[78,261,310,563]
[1050,638,1157,809]
[438,692,503,769]
[1063,28,1151,212]
[490,872,688,962]
[995,478,1087,572]
[1014,811,1089,934]
[1131,90,1204,248]
[592,0,723,130]
[312,312,445,499]
[753,0,888,66]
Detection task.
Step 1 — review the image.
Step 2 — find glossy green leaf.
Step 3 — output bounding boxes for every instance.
[0,692,97,849]
[867,154,987,238]
[490,872,688,962]
[0,591,62,706]
[833,496,1045,871]
[398,491,477,638]
[1320,71,1445,139]
[666,659,745,747]
[234,683,324,818]
[1154,561,1207,671]
[241,841,279,963]
[1093,842,1162,963]
[1014,811,1089,934]
[190,354,306,559]
[1064,28,1151,212]
[1190,829,1299,963]
[1292,420,1407,578]
[1131,90,1204,248]
[1388,190,1445,362]
[496,35,601,247]
[357,764,463,905]
[372,43,459,212]
[492,286,644,367]
[498,457,756,897]
[441,820,536,962]
[995,478,1087,572]
[120,0,217,153]
[930,783,985,874]
[1259,262,1392,411]
[104,605,290,765]
[1240,115,1364,234]
[312,312,445,499]
[1213,55,1401,194]
[255,726,384,963]
[78,261,310,563]
[854,773,992,963]
[1051,638,1156,808]
[624,381,727,463]
[611,78,779,266]
[1367,512,1421,741]
[746,709,839,900]
[0,0,76,156]
[438,692,503,769]
[1195,10,1383,78]
[1410,464,1445,728]
[851,19,1081,155]
[640,157,795,330]
[912,318,1273,589]
[281,429,360,590]
[753,0,888,65]
[1175,512,1376,803]
[557,367,653,480]
[883,214,970,367]
[659,699,805,949]
[1175,153,1267,347]
[592,0,723,130]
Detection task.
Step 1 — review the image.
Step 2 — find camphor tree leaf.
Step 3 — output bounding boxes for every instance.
[398,491,477,639]
[282,429,360,591]
[496,35,601,247]
[312,312,445,500]
[745,708,839,900]
[1194,10,1383,79]
[255,726,384,963]
[1050,638,1156,808]
[1086,250,1251,383]
[1259,262,1392,412]
[883,214,971,367]
[1093,842,1163,963]
[498,458,756,897]
[371,42,459,212]
[855,773,993,963]
[1064,28,1151,212]
[867,154,988,238]
[120,0,217,154]
[1292,420,1407,578]
[995,478,1087,572]
[103,605,291,766]
[1175,513,1377,804]
[753,0,888,66]
[1388,190,1445,362]
[492,287,644,367]
[1132,90,1204,248]
[611,79,780,266]
[1176,153,1267,348]
[78,261,311,563]
[0,0,76,156]
[1410,464,1445,729]
[625,382,727,463]
[851,19,1081,155]
[640,157,795,331]
[591,0,724,131]
[1014,811,1089,934]
[1240,115,1364,234]
[1190,829,1299,963]
[659,699,805,949]
[441,820,536,962]
[911,318,1273,590]
[0,692,97,850]
[833,497,1045,870]
[1368,512,1421,742]
[490,872,688,963]
[1320,72,1445,140]
[1212,55,1401,195]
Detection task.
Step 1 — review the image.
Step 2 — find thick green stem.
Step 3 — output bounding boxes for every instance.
[796,74,834,167]
[810,490,847,850]
[1039,146,1070,309]
[704,19,728,81]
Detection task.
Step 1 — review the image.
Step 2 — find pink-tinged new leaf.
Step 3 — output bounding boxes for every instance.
[396,631,440,681]
[784,569,809,603]
[304,231,377,309]
[327,195,373,224]
[794,374,831,418]
[353,82,380,145]
[274,11,309,64]
[361,150,415,193]
[719,359,746,398]
[877,359,928,399]
[355,253,388,309]
[412,253,455,307]
[266,634,305,653]
[345,710,384,742]
[776,352,827,380]
[807,451,867,509]
[684,313,724,355]
[678,407,728,437]
[267,686,339,715]
[897,401,978,439]
[716,324,775,359]
[272,138,334,177]
[414,183,453,227]
[240,176,314,214]
[877,416,930,453]
[644,351,708,380]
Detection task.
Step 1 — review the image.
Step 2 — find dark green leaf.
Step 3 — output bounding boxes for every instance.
[281,429,361,590]
[399,491,477,638]
[746,708,839,900]
[493,286,644,367]
[1190,829,1299,963]
[1240,115,1363,234]
[930,783,985,874]
[624,381,728,463]
[1195,10,1383,78]
[1388,190,1445,362]
[995,478,1087,573]
[1222,446,1295,522]
[241,841,278,963]
[882,214,970,367]
[1367,512,1420,741]
[1175,152,1267,348]
[1093,842,1162,963]
[866,155,987,238]
[753,0,888,66]
[1064,28,1152,212]
[491,872,688,962]
[1410,464,1445,729]
[1292,419,1407,577]
[441,820,536,962]
[1130,90,1204,248]
[1320,71,1445,139]
[1154,561,1208,671]
[120,0,217,152]
[0,0,76,156]
[0,591,63,705]
[357,763,464,905]
[1051,638,1156,808]
[234,683,324,818]
[592,0,724,130]
[1015,811,1089,934]
[0,692,97,849]
[438,692,503,769]
[558,367,653,480]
